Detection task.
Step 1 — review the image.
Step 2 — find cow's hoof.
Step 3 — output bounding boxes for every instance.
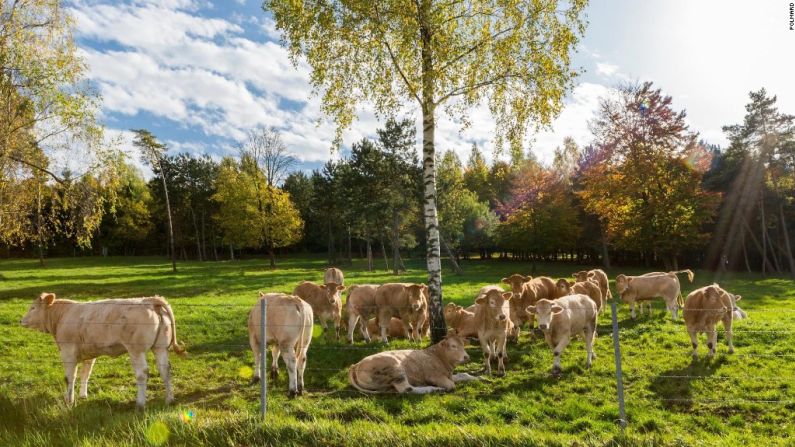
[251,376,261,385]
[287,390,297,399]
[496,370,505,377]
[297,388,304,396]
[728,348,734,354]
[551,367,562,376]
[270,369,279,381]
[135,403,146,412]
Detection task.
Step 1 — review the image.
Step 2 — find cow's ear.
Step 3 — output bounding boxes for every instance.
[502,292,513,301]
[336,285,346,291]
[500,277,509,284]
[587,271,596,278]
[258,291,266,298]
[526,305,536,314]
[475,296,486,305]
[568,281,575,287]
[735,295,742,302]
[551,304,564,315]
[420,284,428,292]
[41,293,56,306]
[522,275,532,281]
[319,284,327,290]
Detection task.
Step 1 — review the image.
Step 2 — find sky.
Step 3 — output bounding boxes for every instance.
[67,0,795,176]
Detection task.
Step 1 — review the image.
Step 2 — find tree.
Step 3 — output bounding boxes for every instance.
[98,161,153,255]
[133,129,177,273]
[213,157,303,266]
[578,82,718,268]
[266,0,587,342]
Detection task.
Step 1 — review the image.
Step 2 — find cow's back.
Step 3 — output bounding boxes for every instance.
[294,281,327,310]
[629,274,679,297]
[375,283,409,308]
[347,284,378,313]
[557,294,597,334]
[684,288,729,329]
[249,293,313,348]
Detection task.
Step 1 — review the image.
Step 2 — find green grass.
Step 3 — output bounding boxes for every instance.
[1,255,794,446]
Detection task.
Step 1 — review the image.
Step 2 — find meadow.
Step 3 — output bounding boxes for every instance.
[1,255,794,446]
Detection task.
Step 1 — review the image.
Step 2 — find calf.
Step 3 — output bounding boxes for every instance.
[248,292,313,397]
[501,274,558,340]
[683,284,746,358]
[527,294,597,375]
[20,293,184,408]
[473,285,514,376]
[348,334,477,393]
[444,303,478,338]
[556,279,604,313]
[573,269,611,302]
[615,270,693,320]
[344,284,379,343]
[374,283,428,343]
[366,317,408,339]
[324,267,344,285]
[293,280,345,340]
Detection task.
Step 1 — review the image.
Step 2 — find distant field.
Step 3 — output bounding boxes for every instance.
[1,256,794,446]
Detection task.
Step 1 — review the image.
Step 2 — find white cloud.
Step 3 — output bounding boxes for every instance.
[595,62,619,77]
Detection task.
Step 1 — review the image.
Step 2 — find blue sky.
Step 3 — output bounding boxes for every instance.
[68,0,795,176]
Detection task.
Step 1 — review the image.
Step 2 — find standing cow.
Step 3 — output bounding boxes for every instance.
[527,294,597,375]
[556,278,604,313]
[344,284,379,343]
[501,274,558,341]
[683,284,746,358]
[615,270,694,320]
[248,292,313,397]
[374,283,428,343]
[473,285,514,376]
[20,293,184,408]
[293,281,345,340]
[573,269,611,302]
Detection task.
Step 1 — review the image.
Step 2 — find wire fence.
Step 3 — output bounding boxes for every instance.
[2,296,794,427]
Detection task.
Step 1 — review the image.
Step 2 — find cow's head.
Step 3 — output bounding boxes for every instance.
[526,298,563,331]
[21,292,56,332]
[713,283,747,320]
[572,271,589,282]
[321,282,345,305]
[556,279,575,297]
[615,274,630,294]
[501,274,531,296]
[475,289,512,322]
[439,333,470,365]
[444,303,464,325]
[404,284,427,312]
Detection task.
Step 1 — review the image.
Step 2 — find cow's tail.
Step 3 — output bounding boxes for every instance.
[145,297,186,356]
[671,269,694,282]
[298,301,313,357]
[677,292,685,309]
[348,364,377,394]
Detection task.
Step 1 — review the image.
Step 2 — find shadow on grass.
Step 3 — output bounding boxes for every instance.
[648,355,727,411]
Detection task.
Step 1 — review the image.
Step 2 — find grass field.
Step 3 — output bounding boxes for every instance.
[1,255,794,446]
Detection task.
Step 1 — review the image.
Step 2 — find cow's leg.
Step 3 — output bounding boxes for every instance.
[78,358,96,399]
[724,318,735,354]
[496,334,507,376]
[452,373,481,382]
[427,375,455,391]
[129,351,149,409]
[296,344,309,395]
[347,313,359,343]
[270,345,281,381]
[629,301,636,320]
[509,314,521,342]
[378,310,390,343]
[334,312,342,341]
[584,327,596,368]
[281,345,298,397]
[249,332,261,382]
[707,328,718,357]
[359,316,372,343]
[479,337,493,375]
[61,358,78,406]
[154,348,174,404]
[688,329,699,359]
[551,335,570,375]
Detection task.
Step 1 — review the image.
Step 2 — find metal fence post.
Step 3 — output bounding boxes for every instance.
[610,298,627,429]
[260,298,267,418]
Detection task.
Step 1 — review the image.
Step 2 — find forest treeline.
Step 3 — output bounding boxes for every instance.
[4,82,795,276]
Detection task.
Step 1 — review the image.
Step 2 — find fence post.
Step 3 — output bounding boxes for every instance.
[610,298,627,429]
[260,298,267,418]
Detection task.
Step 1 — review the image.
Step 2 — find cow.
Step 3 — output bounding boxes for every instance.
[501,274,558,341]
[344,284,379,343]
[683,284,746,358]
[374,283,428,343]
[473,285,514,376]
[347,333,478,393]
[293,280,345,340]
[615,270,694,320]
[443,303,478,338]
[526,294,598,375]
[324,267,344,286]
[20,293,184,408]
[573,269,612,302]
[366,317,408,339]
[556,278,604,313]
[248,292,313,397]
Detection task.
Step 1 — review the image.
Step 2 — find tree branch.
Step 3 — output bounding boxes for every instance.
[2,154,65,184]
[372,2,421,104]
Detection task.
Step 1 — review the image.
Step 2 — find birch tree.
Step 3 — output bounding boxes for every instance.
[265,0,587,341]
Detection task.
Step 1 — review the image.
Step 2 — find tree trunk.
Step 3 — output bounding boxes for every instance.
[36,181,44,267]
[269,245,276,268]
[366,237,373,271]
[600,225,611,269]
[380,238,389,272]
[742,235,751,273]
[211,226,218,261]
[191,208,202,261]
[327,221,334,265]
[778,203,795,278]
[201,210,207,261]
[391,210,401,275]
[229,244,235,261]
[159,161,177,273]
[347,226,353,265]
[440,234,463,275]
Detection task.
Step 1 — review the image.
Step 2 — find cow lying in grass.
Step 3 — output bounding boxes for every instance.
[348,334,478,393]
[20,293,184,408]
[444,303,478,338]
[683,284,747,359]
[527,294,597,375]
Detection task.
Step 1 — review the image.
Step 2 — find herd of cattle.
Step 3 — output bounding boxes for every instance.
[19,267,748,407]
